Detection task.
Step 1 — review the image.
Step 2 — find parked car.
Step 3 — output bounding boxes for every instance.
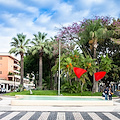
[0,88,6,93]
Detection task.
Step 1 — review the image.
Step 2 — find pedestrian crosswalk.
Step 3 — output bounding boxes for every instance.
[0,111,119,120]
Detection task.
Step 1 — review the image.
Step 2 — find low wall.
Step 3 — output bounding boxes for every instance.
[11,95,113,106]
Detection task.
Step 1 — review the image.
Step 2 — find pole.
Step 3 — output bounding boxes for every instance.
[58,39,61,95]
[14,76,15,90]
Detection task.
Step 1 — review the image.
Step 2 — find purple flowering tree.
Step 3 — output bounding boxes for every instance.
[111,18,120,44]
[56,16,112,92]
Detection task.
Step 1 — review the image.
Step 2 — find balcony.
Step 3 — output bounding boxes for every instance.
[14,70,20,74]
[14,74,20,78]
[14,63,20,68]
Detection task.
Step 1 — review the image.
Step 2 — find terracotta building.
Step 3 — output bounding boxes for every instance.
[0,53,20,80]
[0,53,31,92]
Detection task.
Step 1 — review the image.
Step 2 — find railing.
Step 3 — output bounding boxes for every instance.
[114,91,120,97]
[14,63,20,68]
[14,70,20,74]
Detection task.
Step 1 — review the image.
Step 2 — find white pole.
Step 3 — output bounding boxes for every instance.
[58,39,61,95]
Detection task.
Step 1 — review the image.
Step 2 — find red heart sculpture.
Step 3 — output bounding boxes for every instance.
[94,71,106,81]
[73,67,87,78]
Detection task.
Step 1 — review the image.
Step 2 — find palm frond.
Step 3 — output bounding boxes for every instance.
[9,48,18,54]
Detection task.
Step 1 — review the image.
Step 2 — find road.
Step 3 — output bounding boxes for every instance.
[0,111,120,120]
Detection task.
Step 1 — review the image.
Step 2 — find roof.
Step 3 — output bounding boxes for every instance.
[0,52,19,61]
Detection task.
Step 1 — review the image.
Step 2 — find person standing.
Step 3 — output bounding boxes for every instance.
[104,87,109,100]
[109,88,113,100]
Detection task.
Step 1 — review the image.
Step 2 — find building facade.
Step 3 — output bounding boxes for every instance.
[0,53,32,92]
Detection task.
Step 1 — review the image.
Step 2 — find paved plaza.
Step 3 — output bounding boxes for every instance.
[0,95,120,120]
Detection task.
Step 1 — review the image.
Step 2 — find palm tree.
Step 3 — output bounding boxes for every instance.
[31,32,49,89]
[9,33,30,87]
[43,38,54,90]
[80,18,111,92]
[89,28,108,92]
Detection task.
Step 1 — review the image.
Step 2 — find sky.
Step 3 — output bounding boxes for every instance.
[0,0,120,54]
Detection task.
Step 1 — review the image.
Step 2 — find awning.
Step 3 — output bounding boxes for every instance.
[0,79,35,87]
[0,79,20,85]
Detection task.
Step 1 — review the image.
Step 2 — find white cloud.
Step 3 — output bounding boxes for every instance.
[0,0,24,7]
[94,0,120,18]
[0,0,120,53]
[0,0,39,14]
[51,2,90,24]
[0,24,17,36]
[25,6,39,15]
[81,0,105,7]
[54,2,72,15]
[0,36,12,52]
[35,14,52,24]
[31,0,58,8]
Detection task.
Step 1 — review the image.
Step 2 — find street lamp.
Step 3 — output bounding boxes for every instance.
[58,39,61,95]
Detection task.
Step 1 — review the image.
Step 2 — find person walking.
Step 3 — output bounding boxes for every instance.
[104,87,109,100]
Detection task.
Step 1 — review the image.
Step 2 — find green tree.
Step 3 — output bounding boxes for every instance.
[79,18,112,92]
[52,49,97,93]
[9,33,30,88]
[72,54,97,92]
[30,32,49,89]
[99,54,120,85]
[56,16,112,92]
[110,18,120,44]
[24,54,39,87]
[43,39,55,90]
[99,54,112,73]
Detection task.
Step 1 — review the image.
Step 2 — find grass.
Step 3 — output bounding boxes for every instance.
[4,90,117,97]
[62,91,103,96]
[3,90,110,96]
[4,90,57,96]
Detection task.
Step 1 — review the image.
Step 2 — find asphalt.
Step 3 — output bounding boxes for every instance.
[0,95,120,112]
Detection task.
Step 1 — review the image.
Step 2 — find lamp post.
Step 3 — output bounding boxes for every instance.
[58,39,61,95]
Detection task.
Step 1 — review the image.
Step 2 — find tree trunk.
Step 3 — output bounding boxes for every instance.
[20,54,24,86]
[39,54,42,89]
[81,82,84,93]
[92,74,96,92]
[69,76,71,85]
[92,38,98,92]
[49,60,53,90]
[67,73,68,81]
[54,60,57,90]
[54,72,57,90]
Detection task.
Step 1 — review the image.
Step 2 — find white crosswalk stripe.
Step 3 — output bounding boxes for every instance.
[88,112,102,120]
[38,112,50,120]
[0,112,5,116]
[103,113,120,120]
[73,112,84,120]
[57,112,65,120]
[0,112,20,120]
[19,112,35,120]
[0,111,119,120]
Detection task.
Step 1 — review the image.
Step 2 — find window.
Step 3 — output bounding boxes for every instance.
[0,57,2,60]
[0,71,2,74]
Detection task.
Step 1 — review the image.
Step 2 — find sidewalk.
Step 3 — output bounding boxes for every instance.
[0,95,120,112]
